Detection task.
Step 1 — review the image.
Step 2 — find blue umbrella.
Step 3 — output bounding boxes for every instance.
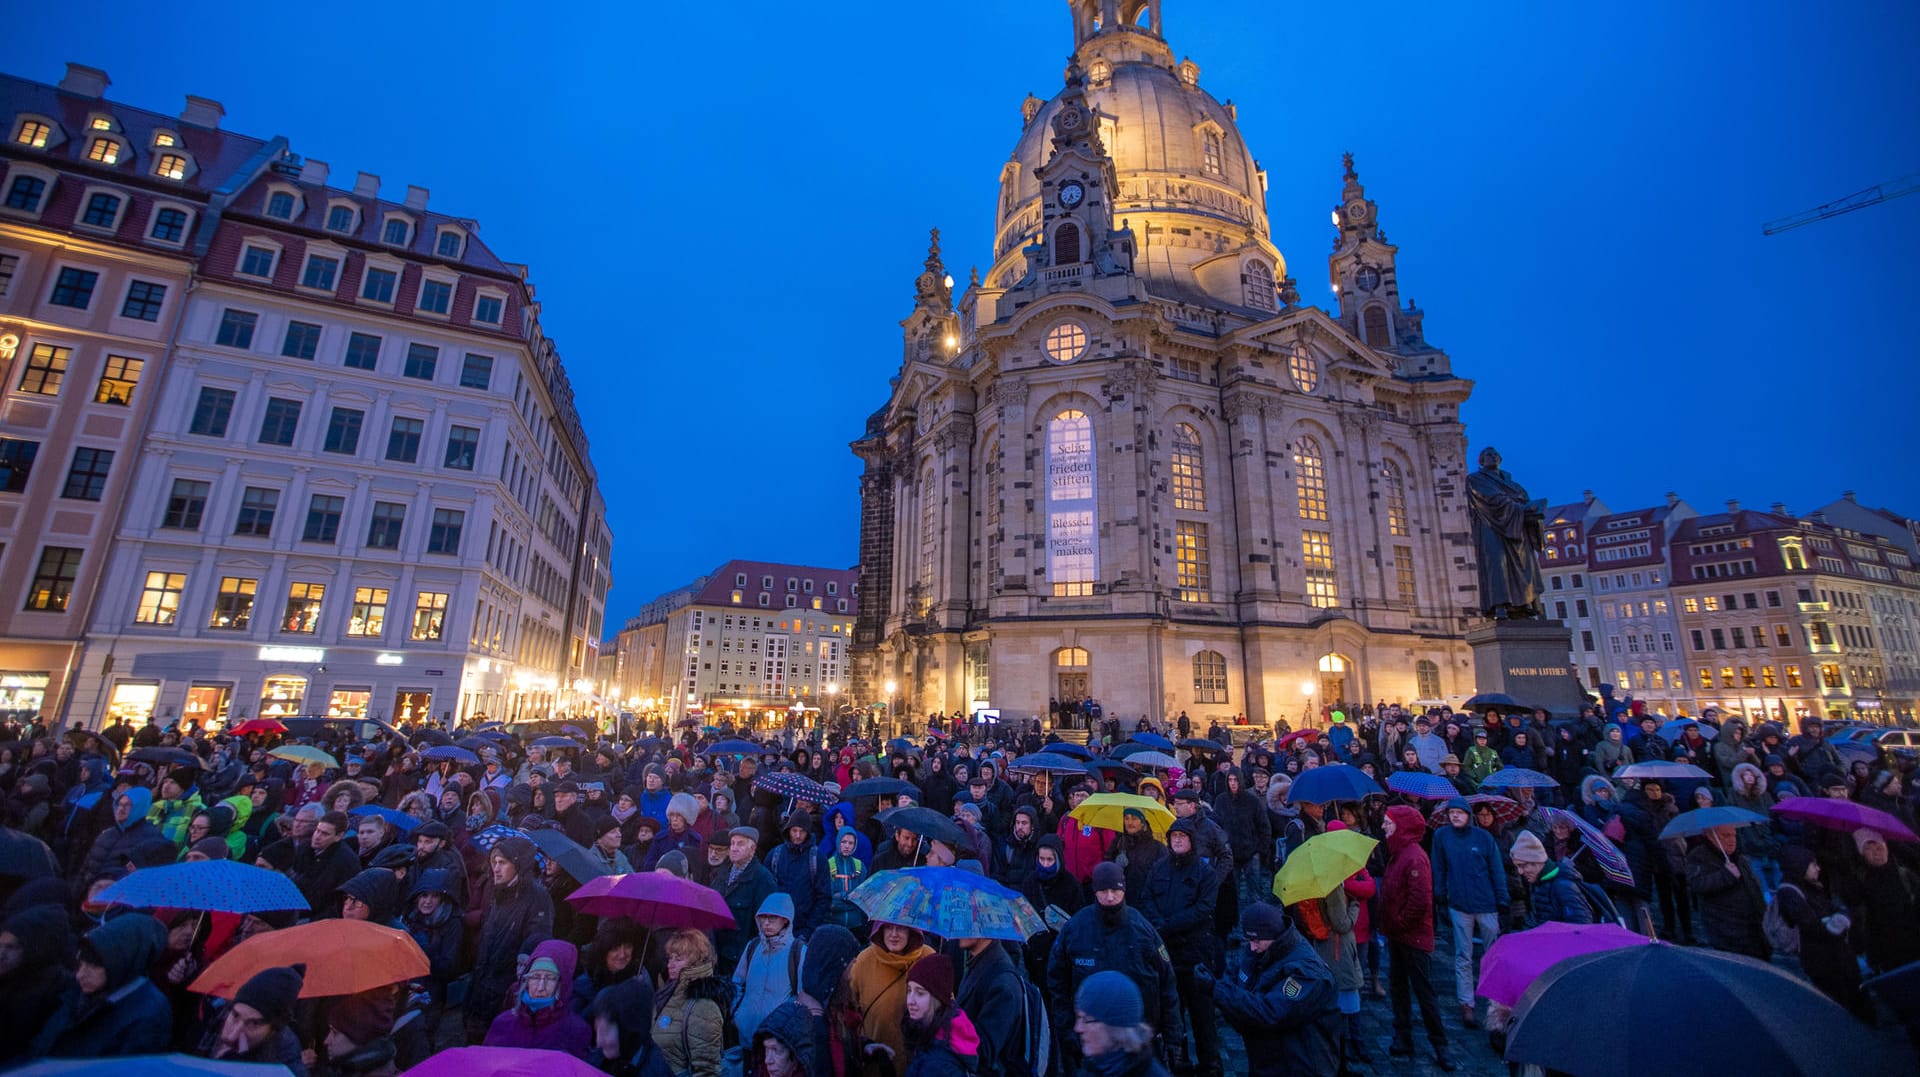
[1011,752,1097,775]
[10,1055,296,1077]
[1128,732,1174,750]
[420,744,481,765]
[97,860,309,914]
[1614,761,1711,782]
[1386,770,1458,800]
[886,737,922,755]
[1043,742,1094,760]
[1478,767,1560,790]
[350,805,423,833]
[753,769,833,804]
[1657,806,1767,841]
[849,867,1045,942]
[530,736,583,750]
[1285,764,1383,804]
[843,777,920,800]
[1657,719,1715,741]
[705,739,763,756]
[1109,742,1157,760]
[522,826,613,885]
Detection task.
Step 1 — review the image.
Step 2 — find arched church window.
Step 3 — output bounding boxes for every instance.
[1202,131,1222,175]
[1193,650,1228,703]
[1295,437,1329,521]
[1054,221,1082,266]
[1416,659,1441,700]
[1048,410,1097,596]
[1242,260,1275,312]
[1362,304,1391,347]
[918,465,938,598]
[1288,344,1319,393]
[1171,423,1205,511]
[1383,459,1409,536]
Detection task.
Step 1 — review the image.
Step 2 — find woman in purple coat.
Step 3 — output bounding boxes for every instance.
[484,938,592,1057]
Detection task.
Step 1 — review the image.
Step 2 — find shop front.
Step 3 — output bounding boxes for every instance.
[326,687,372,719]
[0,670,50,719]
[257,675,308,721]
[103,681,159,725]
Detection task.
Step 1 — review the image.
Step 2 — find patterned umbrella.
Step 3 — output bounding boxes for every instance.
[1533,807,1634,887]
[468,824,548,871]
[98,860,309,914]
[399,1046,606,1077]
[1429,794,1527,829]
[753,770,833,805]
[419,744,481,765]
[191,920,427,999]
[1478,767,1560,790]
[850,867,1046,942]
[268,745,337,768]
[1009,753,1092,776]
[350,805,423,834]
[1387,771,1459,800]
[567,871,735,929]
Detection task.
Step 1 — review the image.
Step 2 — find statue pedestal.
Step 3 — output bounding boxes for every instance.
[1466,620,1590,717]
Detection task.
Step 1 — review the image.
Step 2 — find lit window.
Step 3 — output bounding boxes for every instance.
[14,120,50,148]
[1175,521,1211,602]
[135,571,186,625]
[155,154,187,180]
[412,592,449,640]
[1202,130,1222,174]
[1288,344,1319,393]
[1395,546,1417,605]
[87,138,120,164]
[1303,529,1339,607]
[208,576,257,629]
[149,207,188,242]
[347,587,390,636]
[265,191,295,219]
[16,344,70,396]
[24,547,84,612]
[1416,659,1441,698]
[1294,437,1329,521]
[89,118,112,131]
[1242,260,1275,311]
[1193,650,1227,702]
[94,355,143,405]
[283,582,325,632]
[1045,321,1088,363]
[1171,423,1205,511]
[153,132,177,147]
[1383,460,1408,536]
[1047,409,1097,596]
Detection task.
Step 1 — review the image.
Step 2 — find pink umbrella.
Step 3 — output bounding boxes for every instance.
[1477,921,1659,1007]
[401,1047,603,1077]
[566,871,736,929]
[1771,798,1918,842]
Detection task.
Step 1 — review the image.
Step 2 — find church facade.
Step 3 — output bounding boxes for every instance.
[851,1,1480,728]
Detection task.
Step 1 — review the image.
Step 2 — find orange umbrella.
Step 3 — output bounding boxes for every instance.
[190,919,427,999]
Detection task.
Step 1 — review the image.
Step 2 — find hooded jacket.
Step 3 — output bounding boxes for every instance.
[903,1008,983,1077]
[403,868,464,984]
[749,999,814,1074]
[78,786,157,890]
[32,913,171,1058]
[1379,804,1435,950]
[1143,817,1220,962]
[765,811,829,935]
[1430,806,1510,915]
[732,891,804,1043]
[1055,806,1116,884]
[652,958,727,1077]
[468,835,556,1022]
[484,937,592,1055]
[339,867,404,925]
[0,903,76,1062]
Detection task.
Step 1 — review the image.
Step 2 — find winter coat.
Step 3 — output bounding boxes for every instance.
[712,858,778,972]
[960,940,1050,1077]
[1108,830,1166,905]
[652,965,728,1077]
[1211,919,1342,1077]
[1379,805,1436,951]
[402,869,465,986]
[845,927,934,1064]
[1683,840,1767,959]
[1142,837,1220,964]
[1210,787,1270,869]
[1725,767,1779,858]
[1589,736,1632,775]
[766,833,830,936]
[31,913,171,1058]
[148,788,205,848]
[1844,860,1920,973]
[485,938,593,1056]
[1524,861,1596,928]
[1306,887,1363,992]
[1045,903,1183,1044]
[1775,871,1860,996]
[77,786,157,889]
[1430,821,1510,914]
[0,904,75,1062]
[732,892,804,1043]
[468,837,556,1022]
[748,999,814,1073]
[1056,811,1115,883]
[291,838,362,910]
[901,1009,982,1077]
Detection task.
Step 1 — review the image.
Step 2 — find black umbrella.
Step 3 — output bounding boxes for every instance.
[0,827,59,880]
[1108,742,1157,760]
[1505,943,1891,1076]
[522,826,614,886]
[1178,737,1228,757]
[410,728,453,747]
[878,806,966,847]
[1042,742,1094,760]
[1463,692,1533,714]
[64,728,119,763]
[128,746,200,768]
[843,777,920,800]
[530,736,583,750]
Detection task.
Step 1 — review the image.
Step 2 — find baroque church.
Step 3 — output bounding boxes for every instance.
[852,0,1480,727]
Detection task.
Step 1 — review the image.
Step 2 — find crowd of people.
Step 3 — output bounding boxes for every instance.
[0,699,1916,1076]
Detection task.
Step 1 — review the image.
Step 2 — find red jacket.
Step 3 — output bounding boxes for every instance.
[1379,804,1434,952]
[1057,814,1115,883]
[1327,820,1375,942]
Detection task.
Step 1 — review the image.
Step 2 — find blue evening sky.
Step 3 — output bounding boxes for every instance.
[12,1,1918,627]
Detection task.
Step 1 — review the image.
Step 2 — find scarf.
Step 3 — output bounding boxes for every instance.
[609,800,637,824]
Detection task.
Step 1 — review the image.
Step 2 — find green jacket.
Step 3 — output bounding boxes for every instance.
[1462,745,1502,784]
[149,791,204,848]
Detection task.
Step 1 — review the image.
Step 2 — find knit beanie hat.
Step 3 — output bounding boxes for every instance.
[658,850,689,877]
[234,963,305,1025]
[1510,830,1549,864]
[189,836,231,861]
[1075,969,1144,1027]
[1241,902,1290,940]
[906,952,956,1006]
[1091,861,1126,892]
[1855,827,1888,854]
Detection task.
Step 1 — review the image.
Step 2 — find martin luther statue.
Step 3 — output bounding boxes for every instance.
[1467,447,1547,620]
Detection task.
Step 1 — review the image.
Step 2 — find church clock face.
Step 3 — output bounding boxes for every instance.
[1354,265,1381,292]
[1059,182,1085,208]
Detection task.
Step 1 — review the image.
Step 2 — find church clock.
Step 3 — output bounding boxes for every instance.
[1354,264,1381,292]
[1059,181,1085,208]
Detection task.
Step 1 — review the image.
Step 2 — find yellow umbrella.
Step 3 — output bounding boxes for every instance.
[269,744,338,768]
[1273,829,1378,904]
[1069,792,1174,838]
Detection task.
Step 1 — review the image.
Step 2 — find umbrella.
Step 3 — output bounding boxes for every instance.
[1069,792,1175,837]
[1043,742,1094,760]
[0,826,60,880]
[191,919,427,999]
[349,804,424,834]
[522,827,614,885]
[1275,729,1320,750]
[1476,921,1657,1006]
[878,806,966,847]
[1122,750,1179,771]
[228,719,287,737]
[400,1047,606,1077]
[1657,719,1715,741]
[1273,829,1378,904]
[1444,793,1528,829]
[129,746,201,768]
[1284,764,1382,804]
[467,825,545,870]
[1178,737,1227,757]
[11,1057,296,1077]
[1108,742,1158,760]
[849,867,1046,942]
[97,859,309,914]
[1127,732,1174,750]
[567,871,735,929]
[529,736,582,750]
[843,777,921,800]
[1504,942,1895,1076]
[1084,760,1133,781]
[1614,761,1711,781]
[1533,807,1635,888]
[704,739,762,756]
[419,744,481,765]
[560,723,592,739]
[1657,806,1767,840]
[1008,753,1089,776]
[1464,692,1533,714]
[885,737,922,755]
[268,745,337,768]
[753,770,833,804]
[1772,798,1919,842]
[1477,767,1559,790]
[1863,960,1920,1037]
[1386,771,1458,800]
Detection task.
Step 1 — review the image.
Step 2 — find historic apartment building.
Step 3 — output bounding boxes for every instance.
[850,2,1481,728]
[1539,494,1610,695]
[0,64,611,728]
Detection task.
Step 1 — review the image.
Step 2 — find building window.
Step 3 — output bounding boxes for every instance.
[1053,221,1082,266]
[1193,650,1228,702]
[208,576,257,629]
[16,344,70,396]
[121,280,167,320]
[94,355,143,405]
[154,153,187,180]
[459,353,493,389]
[444,426,479,470]
[254,397,302,446]
[323,407,363,454]
[1242,259,1275,311]
[60,447,113,500]
[215,309,257,348]
[1362,305,1390,347]
[1820,663,1843,689]
[1294,437,1329,521]
[14,120,50,147]
[1302,529,1339,608]
[1202,130,1222,174]
[417,279,451,315]
[232,486,278,536]
[238,244,275,277]
[49,267,98,308]
[189,387,236,436]
[282,582,325,632]
[474,295,503,324]
[150,207,187,241]
[81,192,122,228]
[403,343,438,380]
[302,495,344,542]
[8,175,53,216]
[1170,423,1206,511]
[326,205,355,233]
[362,267,397,303]
[427,508,464,555]
[23,547,84,612]
[1416,659,1441,699]
[412,592,449,640]
[267,321,316,363]
[344,332,381,371]
[347,587,389,637]
[386,416,423,462]
[161,478,210,529]
[1175,521,1211,602]
[1047,409,1097,596]
[436,231,463,258]
[1383,460,1409,536]
[135,571,185,625]
[265,191,295,219]
[301,255,339,290]
[1395,545,1418,605]
[1785,665,1803,688]
[382,218,410,245]
[367,501,405,548]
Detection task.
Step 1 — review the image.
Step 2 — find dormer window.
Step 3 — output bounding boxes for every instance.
[265,191,296,220]
[89,117,113,131]
[382,217,411,246]
[154,154,188,181]
[435,228,464,258]
[80,191,123,229]
[14,120,51,148]
[1202,131,1222,174]
[326,203,356,233]
[1242,259,1276,312]
[153,131,178,148]
[87,137,120,164]
[473,291,505,325]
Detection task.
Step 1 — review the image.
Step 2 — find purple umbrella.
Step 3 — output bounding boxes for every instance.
[1534,807,1634,888]
[1772,798,1918,842]
[1387,771,1458,800]
[400,1047,604,1077]
[1477,921,1658,1006]
[567,871,735,929]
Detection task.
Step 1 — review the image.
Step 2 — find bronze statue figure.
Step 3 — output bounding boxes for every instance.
[1467,447,1546,620]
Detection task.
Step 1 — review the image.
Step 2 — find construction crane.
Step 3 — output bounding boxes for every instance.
[1763,173,1920,234]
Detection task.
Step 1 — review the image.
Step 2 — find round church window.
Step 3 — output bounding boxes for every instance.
[1289,344,1319,393]
[1046,321,1089,363]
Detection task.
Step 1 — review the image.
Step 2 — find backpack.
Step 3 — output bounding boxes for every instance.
[1009,976,1050,1077]
[1762,885,1801,955]
[1575,879,1623,927]
[737,934,804,1000]
[1294,898,1333,941]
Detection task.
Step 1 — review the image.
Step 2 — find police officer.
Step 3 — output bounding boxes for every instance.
[1143,817,1223,1077]
[1048,861,1184,1074]
[1204,903,1344,1077]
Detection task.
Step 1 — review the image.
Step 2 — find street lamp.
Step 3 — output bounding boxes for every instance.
[1300,678,1316,728]
[826,683,839,731]
[884,679,899,739]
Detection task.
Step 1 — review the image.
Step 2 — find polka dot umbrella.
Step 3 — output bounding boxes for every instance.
[97,859,310,914]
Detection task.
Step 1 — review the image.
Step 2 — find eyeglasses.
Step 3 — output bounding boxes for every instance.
[523,972,561,985]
